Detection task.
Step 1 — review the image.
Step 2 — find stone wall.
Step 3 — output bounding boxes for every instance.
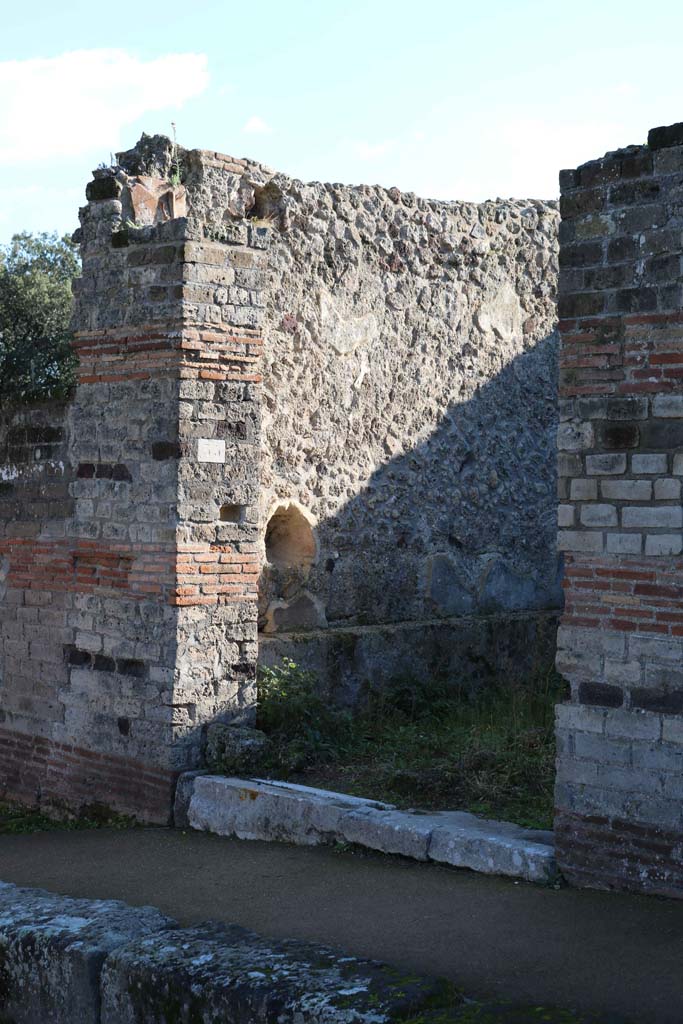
[254,169,561,695]
[0,133,561,821]
[0,880,449,1024]
[555,122,683,895]
[0,145,264,821]
[0,401,75,796]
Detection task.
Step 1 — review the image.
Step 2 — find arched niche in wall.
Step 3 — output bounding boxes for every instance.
[265,503,317,571]
[259,502,325,633]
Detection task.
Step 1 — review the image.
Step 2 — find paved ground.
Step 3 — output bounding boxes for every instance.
[0,827,680,1023]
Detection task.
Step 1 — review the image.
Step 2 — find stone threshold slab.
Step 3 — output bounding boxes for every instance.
[176,774,557,884]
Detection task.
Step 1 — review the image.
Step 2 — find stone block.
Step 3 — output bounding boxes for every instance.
[557,453,583,477]
[653,395,683,418]
[173,770,209,829]
[632,688,683,714]
[427,811,556,883]
[574,732,631,765]
[597,763,663,796]
[557,626,624,658]
[187,775,387,844]
[606,532,642,554]
[205,724,269,771]
[556,650,602,681]
[604,708,662,741]
[578,680,623,708]
[570,478,597,500]
[340,808,434,860]
[640,420,683,450]
[0,883,172,1024]
[601,479,652,501]
[101,921,451,1024]
[595,421,640,450]
[654,477,681,500]
[621,506,682,529]
[631,453,668,475]
[604,658,642,685]
[557,421,594,451]
[606,395,649,421]
[558,504,574,527]
[555,702,606,735]
[555,757,599,785]
[648,122,683,149]
[662,717,683,745]
[629,635,683,663]
[586,453,626,475]
[557,530,604,553]
[645,533,683,555]
[580,503,617,527]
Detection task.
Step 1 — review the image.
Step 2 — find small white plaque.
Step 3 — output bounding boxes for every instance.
[197,438,226,464]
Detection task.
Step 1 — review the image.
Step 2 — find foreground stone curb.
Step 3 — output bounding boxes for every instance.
[101,921,455,1023]
[0,880,453,1023]
[180,776,557,883]
[0,881,172,1023]
[0,879,630,1023]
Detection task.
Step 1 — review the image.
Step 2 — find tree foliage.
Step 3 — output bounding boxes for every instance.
[0,232,80,402]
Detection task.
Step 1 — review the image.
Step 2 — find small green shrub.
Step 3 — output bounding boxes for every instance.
[256,659,353,771]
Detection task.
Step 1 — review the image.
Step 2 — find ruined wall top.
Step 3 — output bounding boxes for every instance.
[76,132,559,251]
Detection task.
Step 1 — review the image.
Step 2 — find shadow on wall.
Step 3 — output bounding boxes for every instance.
[258,333,563,702]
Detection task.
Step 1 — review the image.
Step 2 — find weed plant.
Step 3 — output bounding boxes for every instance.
[255,661,568,829]
[0,802,134,835]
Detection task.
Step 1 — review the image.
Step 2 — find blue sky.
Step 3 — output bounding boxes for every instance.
[2,0,683,242]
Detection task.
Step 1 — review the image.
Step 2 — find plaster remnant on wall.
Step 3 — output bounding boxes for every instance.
[317,289,379,357]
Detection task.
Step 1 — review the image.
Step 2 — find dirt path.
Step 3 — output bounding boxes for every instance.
[0,826,680,1023]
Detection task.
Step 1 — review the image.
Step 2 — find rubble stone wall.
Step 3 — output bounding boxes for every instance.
[0,134,562,820]
[555,123,683,896]
[255,170,561,695]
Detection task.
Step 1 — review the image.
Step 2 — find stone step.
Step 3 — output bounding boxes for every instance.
[177,775,557,884]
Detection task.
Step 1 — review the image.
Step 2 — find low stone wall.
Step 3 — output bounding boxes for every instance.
[260,609,559,700]
[0,879,453,1023]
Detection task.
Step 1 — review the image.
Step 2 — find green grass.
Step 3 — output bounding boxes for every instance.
[0,802,134,835]
[242,662,568,830]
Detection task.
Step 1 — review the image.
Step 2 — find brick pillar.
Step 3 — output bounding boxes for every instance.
[555,123,683,895]
[0,161,263,822]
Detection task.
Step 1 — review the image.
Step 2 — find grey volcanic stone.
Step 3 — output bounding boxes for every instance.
[173,770,210,829]
[428,812,556,882]
[188,775,388,844]
[0,881,173,1023]
[100,920,456,1023]
[340,809,435,861]
[205,723,269,771]
[181,775,557,882]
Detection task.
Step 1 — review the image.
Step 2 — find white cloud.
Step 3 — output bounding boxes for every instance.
[242,115,272,135]
[0,49,209,163]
